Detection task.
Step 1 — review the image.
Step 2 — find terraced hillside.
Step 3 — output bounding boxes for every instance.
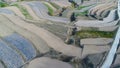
[0,0,119,68]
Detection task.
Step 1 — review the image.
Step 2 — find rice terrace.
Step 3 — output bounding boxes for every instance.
[0,0,119,68]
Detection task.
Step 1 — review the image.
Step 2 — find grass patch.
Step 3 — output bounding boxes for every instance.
[77,30,115,39]
[11,4,33,20]
[44,3,54,16]
[0,2,8,7]
[75,10,88,16]
[77,6,86,10]
[49,2,60,9]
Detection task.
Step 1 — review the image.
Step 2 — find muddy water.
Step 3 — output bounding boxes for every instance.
[3,33,36,61]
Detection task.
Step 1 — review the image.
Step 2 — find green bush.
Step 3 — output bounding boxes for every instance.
[0,2,8,7]
[11,4,33,19]
[44,3,54,16]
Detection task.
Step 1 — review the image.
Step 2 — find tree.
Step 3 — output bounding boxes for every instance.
[70,12,76,22]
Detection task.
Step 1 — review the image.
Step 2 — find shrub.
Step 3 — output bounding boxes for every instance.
[0,2,8,7]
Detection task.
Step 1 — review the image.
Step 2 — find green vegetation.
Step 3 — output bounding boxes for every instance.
[20,0,24,1]
[71,3,75,8]
[75,10,88,16]
[81,27,99,31]
[77,6,86,10]
[49,2,60,9]
[77,30,115,39]
[74,5,95,16]
[44,3,54,16]
[11,4,33,20]
[76,4,93,10]
[0,2,8,7]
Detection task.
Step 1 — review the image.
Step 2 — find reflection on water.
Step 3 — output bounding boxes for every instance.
[0,8,14,14]
[3,33,36,61]
[0,40,24,68]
